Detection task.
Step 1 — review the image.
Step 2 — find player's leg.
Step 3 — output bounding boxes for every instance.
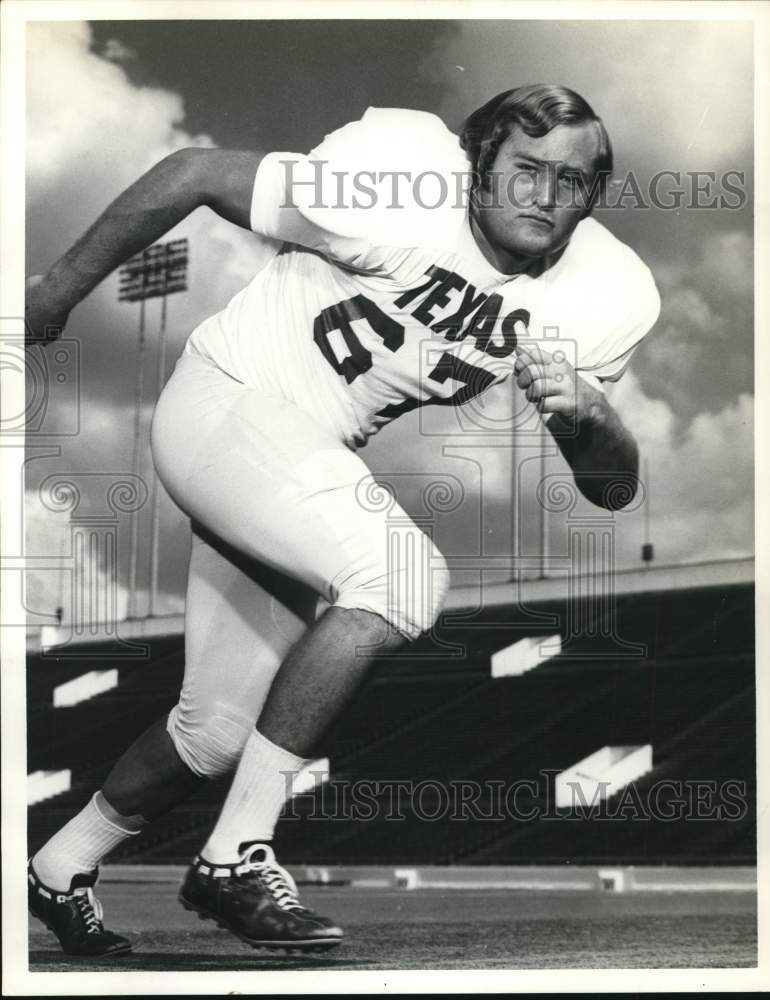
[29,518,316,956]
[101,522,320,818]
[178,607,402,952]
[28,718,198,956]
[198,604,403,865]
[259,604,401,754]
[149,353,450,949]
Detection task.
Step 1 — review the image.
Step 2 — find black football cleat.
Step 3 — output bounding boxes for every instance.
[178,844,343,952]
[28,861,132,957]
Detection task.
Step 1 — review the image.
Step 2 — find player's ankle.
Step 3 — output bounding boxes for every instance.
[30,852,88,894]
[32,791,148,893]
[198,835,274,866]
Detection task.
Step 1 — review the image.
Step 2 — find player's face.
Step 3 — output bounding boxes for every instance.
[472,122,602,272]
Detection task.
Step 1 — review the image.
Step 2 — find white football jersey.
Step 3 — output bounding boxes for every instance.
[186,107,660,449]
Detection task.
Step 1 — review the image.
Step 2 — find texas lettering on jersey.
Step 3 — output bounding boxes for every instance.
[310,258,530,427]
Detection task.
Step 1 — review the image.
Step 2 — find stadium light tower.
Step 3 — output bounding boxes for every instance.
[118,238,189,619]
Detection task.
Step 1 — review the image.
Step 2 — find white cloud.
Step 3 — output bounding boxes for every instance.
[608,372,753,565]
[101,38,137,64]
[630,227,753,422]
[27,22,202,200]
[661,285,714,335]
[693,230,753,300]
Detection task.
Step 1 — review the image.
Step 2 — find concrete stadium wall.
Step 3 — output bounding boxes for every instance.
[100,863,756,893]
[25,556,754,651]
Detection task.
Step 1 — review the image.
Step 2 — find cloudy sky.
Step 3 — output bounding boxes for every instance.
[23,16,754,620]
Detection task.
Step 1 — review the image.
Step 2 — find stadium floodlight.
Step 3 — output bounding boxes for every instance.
[118,239,189,303]
[118,239,189,620]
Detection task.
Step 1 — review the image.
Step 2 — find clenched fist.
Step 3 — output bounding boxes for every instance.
[513,335,600,424]
[25,275,70,347]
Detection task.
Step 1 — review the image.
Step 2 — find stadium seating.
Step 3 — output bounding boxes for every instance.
[27,582,755,867]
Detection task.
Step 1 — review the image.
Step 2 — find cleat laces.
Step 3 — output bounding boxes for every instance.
[235,845,304,913]
[73,887,104,935]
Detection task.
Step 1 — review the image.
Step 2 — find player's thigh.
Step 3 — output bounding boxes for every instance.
[153,359,388,601]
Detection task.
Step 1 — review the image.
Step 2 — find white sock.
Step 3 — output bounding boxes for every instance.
[32,791,147,891]
[201,729,309,865]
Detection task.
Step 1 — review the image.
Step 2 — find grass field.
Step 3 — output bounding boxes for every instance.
[29,881,757,972]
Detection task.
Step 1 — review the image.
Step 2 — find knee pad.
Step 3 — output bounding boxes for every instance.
[166,701,255,779]
[333,539,450,641]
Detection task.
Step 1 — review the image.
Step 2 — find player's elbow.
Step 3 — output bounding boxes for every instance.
[167,148,262,229]
[140,147,212,218]
[163,147,210,196]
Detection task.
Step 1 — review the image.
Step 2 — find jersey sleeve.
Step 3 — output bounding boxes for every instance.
[578,342,641,392]
[575,255,660,389]
[250,150,372,265]
[250,107,468,268]
[545,218,660,391]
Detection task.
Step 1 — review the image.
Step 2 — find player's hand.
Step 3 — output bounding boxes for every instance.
[513,336,599,423]
[25,275,70,348]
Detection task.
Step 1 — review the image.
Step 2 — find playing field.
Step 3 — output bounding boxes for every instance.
[28,881,756,972]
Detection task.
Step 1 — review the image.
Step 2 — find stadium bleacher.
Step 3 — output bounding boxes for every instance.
[27,580,755,868]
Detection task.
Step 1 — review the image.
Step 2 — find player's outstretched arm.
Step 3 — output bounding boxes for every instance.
[26,148,261,345]
[514,342,639,511]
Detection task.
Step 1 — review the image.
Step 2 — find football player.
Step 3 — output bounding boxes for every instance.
[25,85,659,956]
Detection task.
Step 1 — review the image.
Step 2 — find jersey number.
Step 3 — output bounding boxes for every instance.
[313,294,404,384]
[313,295,496,417]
